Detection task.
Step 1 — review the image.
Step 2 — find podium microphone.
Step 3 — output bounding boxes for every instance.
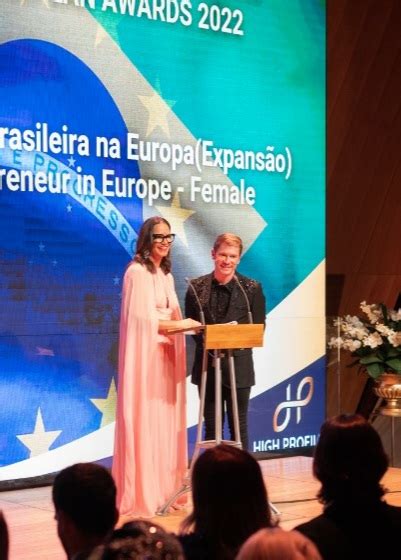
[234,275,253,324]
[185,277,205,325]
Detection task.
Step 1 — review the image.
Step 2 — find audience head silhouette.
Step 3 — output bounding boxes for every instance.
[0,511,9,560]
[89,520,184,559]
[181,444,272,559]
[237,528,322,560]
[52,462,118,559]
[237,528,321,560]
[295,415,401,559]
[313,414,388,504]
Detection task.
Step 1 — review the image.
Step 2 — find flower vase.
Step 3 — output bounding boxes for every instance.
[374,373,401,416]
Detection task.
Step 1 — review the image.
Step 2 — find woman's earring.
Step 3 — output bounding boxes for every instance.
[143,250,150,259]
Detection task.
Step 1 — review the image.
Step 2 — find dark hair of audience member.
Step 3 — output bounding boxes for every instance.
[52,462,117,537]
[181,444,273,558]
[89,520,185,560]
[313,414,388,505]
[0,511,9,560]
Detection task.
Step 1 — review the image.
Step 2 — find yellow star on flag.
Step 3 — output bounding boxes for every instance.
[17,408,61,458]
[95,24,109,48]
[95,16,122,48]
[155,191,195,247]
[154,78,176,110]
[138,90,176,138]
[90,378,117,427]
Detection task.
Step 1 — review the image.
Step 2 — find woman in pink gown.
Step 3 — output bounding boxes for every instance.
[112,216,201,518]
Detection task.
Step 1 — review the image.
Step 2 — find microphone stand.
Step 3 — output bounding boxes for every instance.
[185,277,205,325]
[157,278,206,515]
[233,274,279,517]
[233,275,253,324]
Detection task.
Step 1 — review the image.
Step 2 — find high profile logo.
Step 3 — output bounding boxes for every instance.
[273,376,314,433]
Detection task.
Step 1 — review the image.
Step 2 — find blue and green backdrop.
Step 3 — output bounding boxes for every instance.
[0,0,325,480]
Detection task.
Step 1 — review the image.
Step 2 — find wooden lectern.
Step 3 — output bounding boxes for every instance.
[193,324,264,462]
[157,322,266,515]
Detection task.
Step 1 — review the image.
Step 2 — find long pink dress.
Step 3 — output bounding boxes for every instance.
[112,262,187,517]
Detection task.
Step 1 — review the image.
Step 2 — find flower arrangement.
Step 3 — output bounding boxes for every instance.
[329,302,401,379]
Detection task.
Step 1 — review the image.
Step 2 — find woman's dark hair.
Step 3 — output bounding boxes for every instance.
[313,414,388,505]
[181,444,273,559]
[133,216,171,274]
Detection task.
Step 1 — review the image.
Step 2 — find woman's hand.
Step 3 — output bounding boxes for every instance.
[158,317,203,333]
[180,318,203,330]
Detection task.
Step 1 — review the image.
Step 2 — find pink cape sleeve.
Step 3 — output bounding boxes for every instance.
[118,262,158,390]
[112,262,159,508]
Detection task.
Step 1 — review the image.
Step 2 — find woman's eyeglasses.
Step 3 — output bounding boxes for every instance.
[152,233,176,244]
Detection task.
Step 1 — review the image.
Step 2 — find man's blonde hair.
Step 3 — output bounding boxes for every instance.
[213,233,243,255]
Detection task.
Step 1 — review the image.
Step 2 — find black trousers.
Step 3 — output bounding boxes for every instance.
[199,382,251,451]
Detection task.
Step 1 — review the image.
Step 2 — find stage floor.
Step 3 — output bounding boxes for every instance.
[1,456,401,559]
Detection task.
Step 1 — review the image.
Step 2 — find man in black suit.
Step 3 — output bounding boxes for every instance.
[52,462,119,560]
[185,233,266,450]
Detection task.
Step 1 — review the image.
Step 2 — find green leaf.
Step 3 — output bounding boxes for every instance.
[366,363,386,378]
[376,349,386,361]
[385,358,401,373]
[359,355,383,365]
[386,348,400,358]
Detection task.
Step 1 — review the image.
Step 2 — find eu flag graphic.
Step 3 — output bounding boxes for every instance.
[0,38,141,472]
